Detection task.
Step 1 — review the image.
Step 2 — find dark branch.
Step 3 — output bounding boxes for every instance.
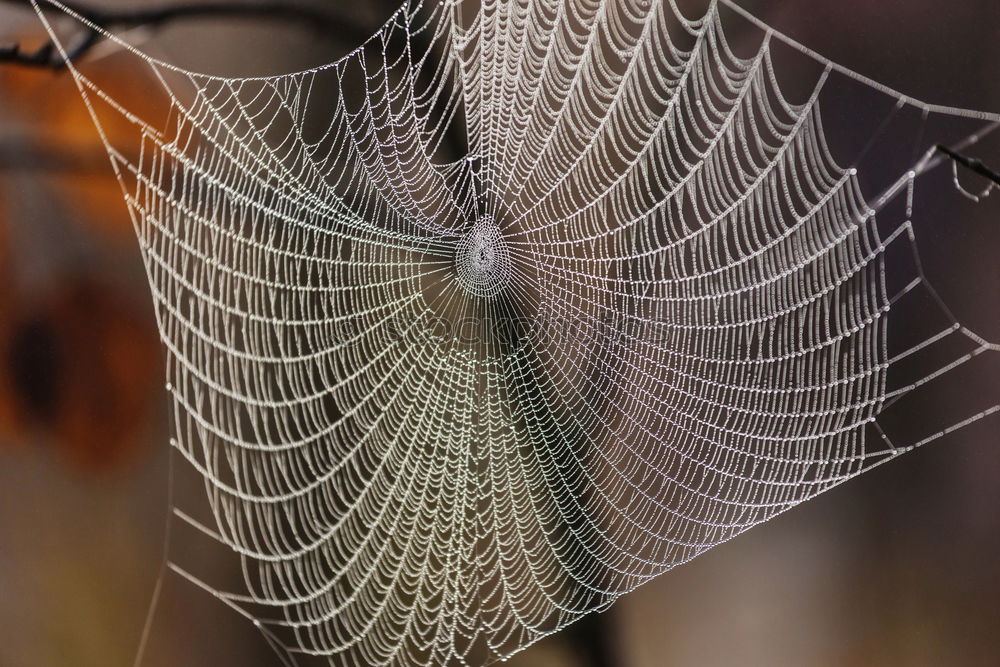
[936,144,1000,188]
[0,0,470,165]
[0,0,371,70]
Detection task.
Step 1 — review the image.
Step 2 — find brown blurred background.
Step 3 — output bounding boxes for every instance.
[0,1,998,666]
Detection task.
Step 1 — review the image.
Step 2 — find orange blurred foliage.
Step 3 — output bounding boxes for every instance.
[0,56,163,470]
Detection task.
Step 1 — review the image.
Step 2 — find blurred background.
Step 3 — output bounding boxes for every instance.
[0,1,998,665]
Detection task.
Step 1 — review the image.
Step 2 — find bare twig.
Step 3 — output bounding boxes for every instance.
[936,144,1000,187]
[0,0,371,69]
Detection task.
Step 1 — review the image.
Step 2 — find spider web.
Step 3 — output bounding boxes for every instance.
[28,0,1000,665]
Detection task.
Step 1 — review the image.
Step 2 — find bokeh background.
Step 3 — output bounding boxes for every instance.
[1,1,998,665]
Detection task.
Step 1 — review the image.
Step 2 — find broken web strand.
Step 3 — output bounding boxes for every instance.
[25,0,1000,666]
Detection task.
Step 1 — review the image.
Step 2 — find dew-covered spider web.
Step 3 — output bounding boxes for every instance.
[27,0,1000,665]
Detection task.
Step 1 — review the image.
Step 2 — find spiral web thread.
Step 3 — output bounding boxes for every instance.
[29,0,1000,664]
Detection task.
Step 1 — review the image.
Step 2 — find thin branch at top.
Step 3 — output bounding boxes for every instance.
[0,0,372,69]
